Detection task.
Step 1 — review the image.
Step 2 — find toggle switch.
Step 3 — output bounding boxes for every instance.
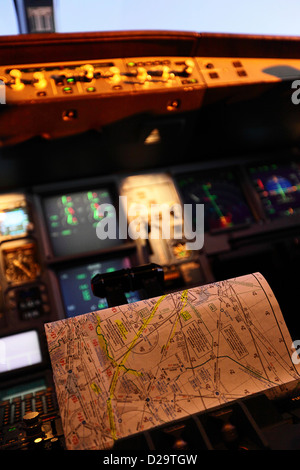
[109,66,121,84]
[33,72,47,89]
[137,67,148,82]
[184,59,194,75]
[162,66,170,81]
[81,64,94,81]
[9,69,25,91]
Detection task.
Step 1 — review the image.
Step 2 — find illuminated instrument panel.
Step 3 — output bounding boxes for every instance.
[0,330,42,375]
[42,187,121,257]
[2,56,300,103]
[1,158,299,336]
[175,168,254,232]
[119,173,185,264]
[0,195,31,240]
[1,157,300,450]
[1,57,203,103]
[0,160,300,334]
[2,53,300,147]
[118,172,205,288]
[248,162,300,219]
[57,257,142,318]
[0,207,30,239]
[3,241,40,284]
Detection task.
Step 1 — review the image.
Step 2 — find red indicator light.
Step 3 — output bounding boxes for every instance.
[257,179,264,190]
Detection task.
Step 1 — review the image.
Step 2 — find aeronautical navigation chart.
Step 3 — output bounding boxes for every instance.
[45,273,300,450]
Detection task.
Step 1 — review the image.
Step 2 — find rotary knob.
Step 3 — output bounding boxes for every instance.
[23,411,43,437]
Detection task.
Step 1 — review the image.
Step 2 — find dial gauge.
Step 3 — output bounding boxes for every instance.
[3,242,41,283]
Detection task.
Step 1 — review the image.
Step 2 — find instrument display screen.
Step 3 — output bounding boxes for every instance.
[0,330,42,374]
[43,188,121,257]
[58,257,142,318]
[0,207,29,238]
[248,162,300,219]
[175,168,253,232]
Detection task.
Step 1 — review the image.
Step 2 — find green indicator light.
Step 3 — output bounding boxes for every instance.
[127,61,136,67]
[82,290,91,301]
[98,301,107,309]
[62,195,68,205]
[67,77,75,83]
[63,86,72,93]
[86,86,96,92]
[79,284,89,290]
[51,222,59,227]
[8,427,16,432]
[106,268,116,273]
[50,214,59,220]
[61,229,71,236]
[100,191,109,197]
[87,191,93,200]
[76,273,87,280]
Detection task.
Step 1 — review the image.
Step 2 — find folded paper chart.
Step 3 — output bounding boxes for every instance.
[45,272,300,450]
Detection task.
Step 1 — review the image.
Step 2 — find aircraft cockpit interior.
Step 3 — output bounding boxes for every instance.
[1,0,300,453]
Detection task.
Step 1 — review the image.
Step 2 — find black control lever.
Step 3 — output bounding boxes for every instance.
[91,263,165,308]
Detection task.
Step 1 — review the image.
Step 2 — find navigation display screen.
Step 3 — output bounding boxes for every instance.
[176,169,253,232]
[0,330,42,374]
[43,188,122,257]
[248,162,300,219]
[58,257,142,318]
[0,207,29,238]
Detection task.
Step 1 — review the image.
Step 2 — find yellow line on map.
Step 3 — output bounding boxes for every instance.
[107,294,166,440]
[96,317,141,377]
